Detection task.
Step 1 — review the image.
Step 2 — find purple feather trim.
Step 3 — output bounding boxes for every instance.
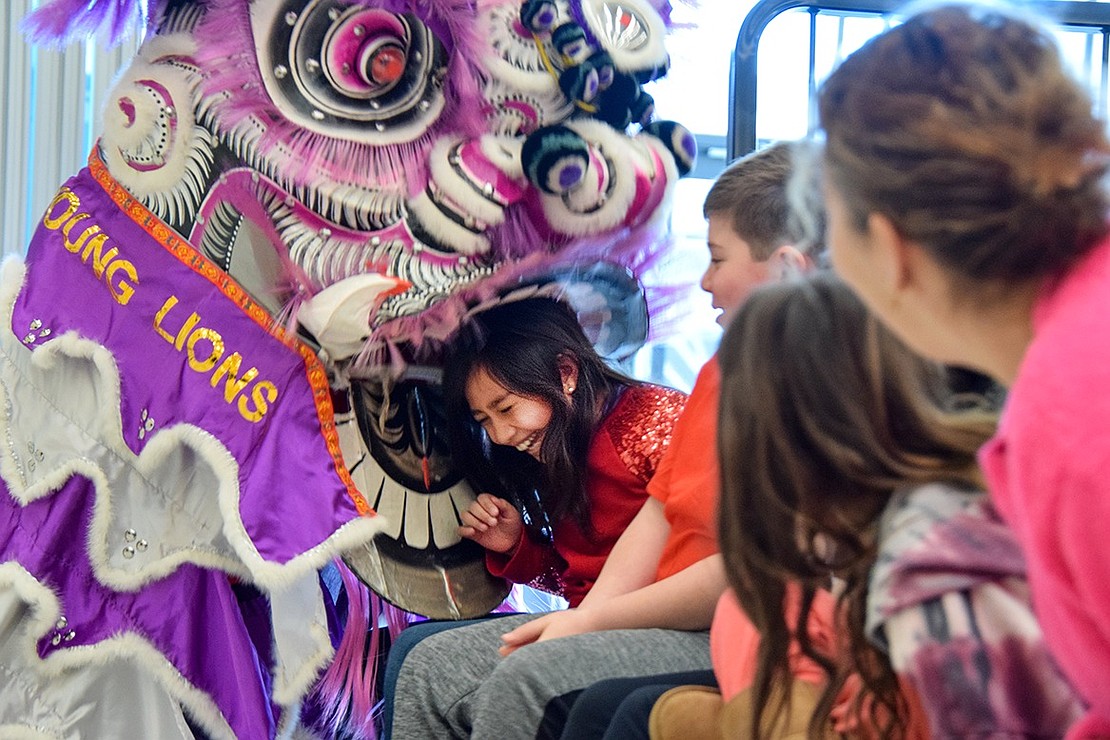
[20,0,164,47]
[347,218,675,374]
[309,561,383,739]
[648,0,701,28]
[307,577,564,739]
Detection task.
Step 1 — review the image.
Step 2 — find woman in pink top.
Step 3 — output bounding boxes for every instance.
[817,5,1110,735]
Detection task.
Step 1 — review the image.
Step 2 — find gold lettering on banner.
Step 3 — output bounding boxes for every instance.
[42,190,80,230]
[62,213,98,254]
[42,188,139,306]
[238,381,279,423]
[105,259,138,306]
[153,296,280,423]
[153,296,201,349]
[40,187,283,424]
[212,353,260,403]
[186,328,224,373]
[82,234,118,279]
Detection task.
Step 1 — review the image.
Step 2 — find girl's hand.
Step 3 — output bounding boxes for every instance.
[498,609,598,656]
[458,493,523,553]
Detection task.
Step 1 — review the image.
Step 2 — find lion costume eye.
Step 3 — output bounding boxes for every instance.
[257,2,448,144]
[364,42,406,86]
[321,10,410,95]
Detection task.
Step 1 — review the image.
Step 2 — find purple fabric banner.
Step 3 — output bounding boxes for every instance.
[14,155,373,564]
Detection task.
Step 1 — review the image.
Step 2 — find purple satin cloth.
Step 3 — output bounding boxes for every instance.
[1,157,379,736]
[14,158,372,562]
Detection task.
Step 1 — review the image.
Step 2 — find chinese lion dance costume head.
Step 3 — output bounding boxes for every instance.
[3,0,695,736]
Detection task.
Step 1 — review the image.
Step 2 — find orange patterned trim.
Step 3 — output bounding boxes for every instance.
[86,148,373,517]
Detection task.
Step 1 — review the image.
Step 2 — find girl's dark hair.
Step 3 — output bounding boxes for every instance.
[819,3,1110,288]
[443,296,636,535]
[716,272,997,738]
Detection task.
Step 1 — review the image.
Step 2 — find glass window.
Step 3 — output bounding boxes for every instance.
[626,0,1110,392]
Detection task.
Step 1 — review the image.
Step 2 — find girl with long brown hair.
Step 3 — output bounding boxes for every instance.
[715,273,1080,737]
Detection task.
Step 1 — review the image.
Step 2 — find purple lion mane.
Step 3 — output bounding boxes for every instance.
[352,220,679,374]
[20,0,168,47]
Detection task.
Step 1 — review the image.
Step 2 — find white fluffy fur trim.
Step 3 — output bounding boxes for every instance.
[478,2,565,94]
[268,575,337,705]
[480,134,526,179]
[631,128,679,231]
[406,191,491,255]
[0,563,233,739]
[538,120,637,235]
[100,34,212,208]
[426,136,508,226]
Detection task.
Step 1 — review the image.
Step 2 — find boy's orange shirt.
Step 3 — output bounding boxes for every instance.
[648,355,721,581]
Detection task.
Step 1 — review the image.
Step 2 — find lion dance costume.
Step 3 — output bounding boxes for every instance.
[4,0,695,736]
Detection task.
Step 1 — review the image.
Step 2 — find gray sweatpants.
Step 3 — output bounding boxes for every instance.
[390,612,711,740]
